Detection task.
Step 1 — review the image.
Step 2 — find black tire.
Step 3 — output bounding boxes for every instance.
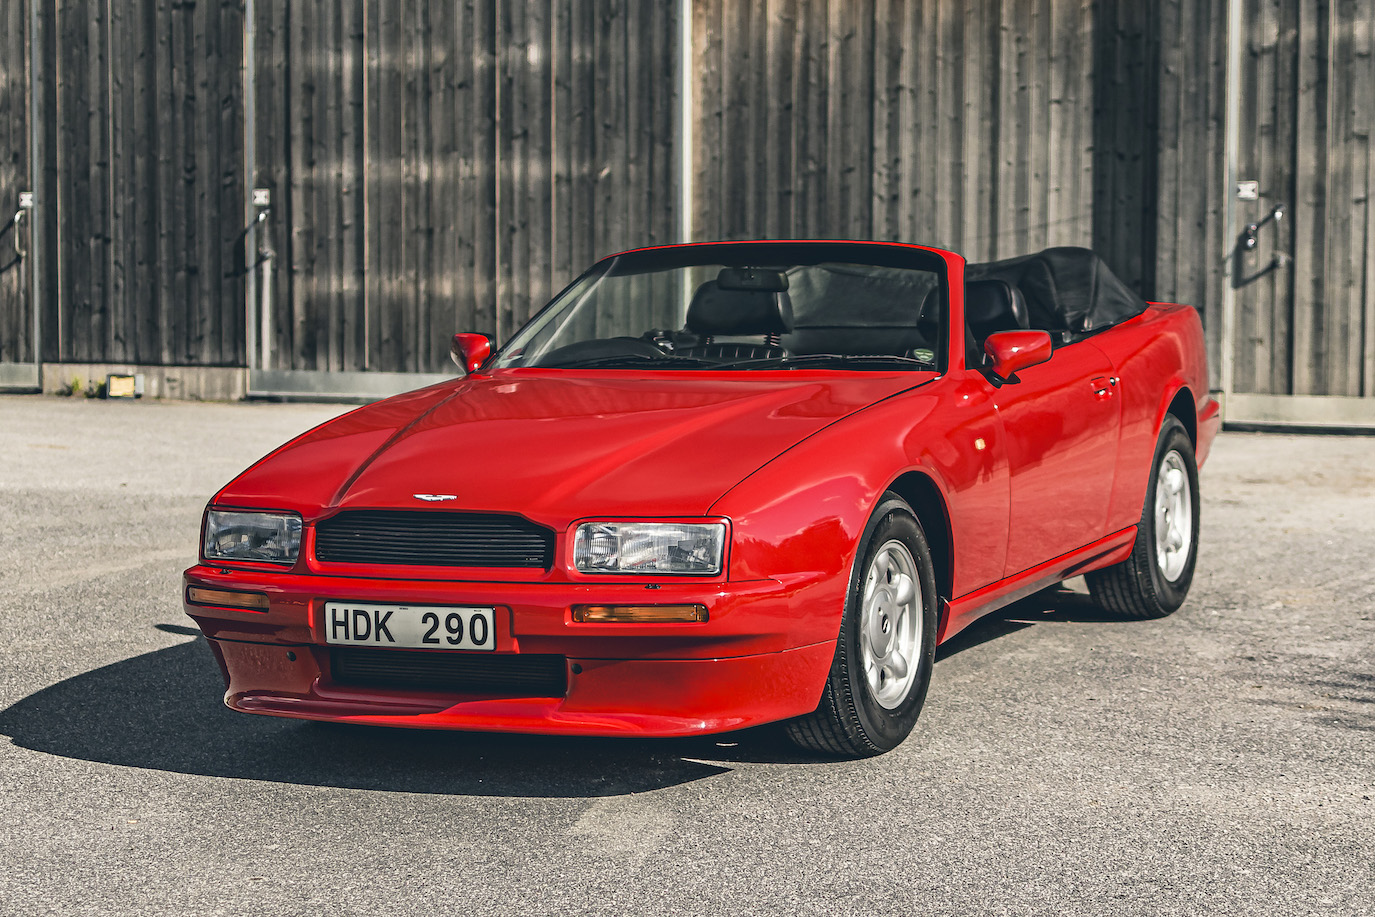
[1087,414,1200,619]
[786,494,939,757]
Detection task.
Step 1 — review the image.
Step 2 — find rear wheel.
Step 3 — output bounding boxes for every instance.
[1087,414,1199,618]
[786,494,938,757]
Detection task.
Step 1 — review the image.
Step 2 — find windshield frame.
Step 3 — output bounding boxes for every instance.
[489,241,955,374]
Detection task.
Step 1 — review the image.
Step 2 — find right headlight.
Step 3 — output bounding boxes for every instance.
[572,521,726,575]
[202,509,303,566]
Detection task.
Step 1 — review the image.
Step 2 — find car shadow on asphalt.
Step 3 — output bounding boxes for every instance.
[996,584,1131,624]
[0,606,1071,789]
[0,631,752,796]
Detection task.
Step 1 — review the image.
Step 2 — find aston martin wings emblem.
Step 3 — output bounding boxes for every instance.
[412,494,458,502]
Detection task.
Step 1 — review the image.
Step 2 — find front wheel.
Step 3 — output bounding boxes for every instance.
[786,494,938,757]
[1087,414,1200,618]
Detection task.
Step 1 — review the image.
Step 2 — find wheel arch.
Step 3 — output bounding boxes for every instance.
[885,470,954,607]
[1164,384,1197,449]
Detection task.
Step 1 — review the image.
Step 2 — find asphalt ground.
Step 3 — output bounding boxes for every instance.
[1,394,1372,916]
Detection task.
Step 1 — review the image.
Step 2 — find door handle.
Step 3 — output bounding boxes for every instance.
[1091,376,1115,398]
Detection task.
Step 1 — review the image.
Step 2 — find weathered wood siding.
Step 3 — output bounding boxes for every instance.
[1,0,1372,399]
[1156,0,1375,398]
[692,0,1098,263]
[1237,0,1375,398]
[1150,0,1230,384]
[0,0,33,364]
[37,0,248,366]
[251,0,678,373]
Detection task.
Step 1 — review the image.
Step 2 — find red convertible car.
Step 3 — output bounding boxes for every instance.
[185,241,1219,756]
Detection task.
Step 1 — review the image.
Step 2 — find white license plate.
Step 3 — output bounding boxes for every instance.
[324,602,496,651]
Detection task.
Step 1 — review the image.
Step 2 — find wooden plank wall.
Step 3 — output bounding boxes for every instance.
[692,0,1098,264]
[252,0,678,374]
[0,0,32,364]
[1091,0,1160,299]
[1152,0,1229,384]
[1162,0,1375,398]
[2,0,1371,395]
[38,0,247,366]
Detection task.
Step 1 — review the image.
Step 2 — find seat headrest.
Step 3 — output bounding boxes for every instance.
[964,280,1030,332]
[686,282,794,336]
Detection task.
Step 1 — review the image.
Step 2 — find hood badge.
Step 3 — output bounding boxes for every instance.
[413,494,459,502]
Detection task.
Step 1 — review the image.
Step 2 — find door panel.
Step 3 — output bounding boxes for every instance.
[993,341,1121,576]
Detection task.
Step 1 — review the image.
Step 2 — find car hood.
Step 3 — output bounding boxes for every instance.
[215,370,933,524]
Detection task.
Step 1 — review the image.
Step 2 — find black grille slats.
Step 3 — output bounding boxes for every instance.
[330,648,567,696]
[314,510,554,569]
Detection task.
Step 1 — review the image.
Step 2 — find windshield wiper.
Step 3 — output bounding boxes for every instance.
[540,353,723,369]
[712,353,937,371]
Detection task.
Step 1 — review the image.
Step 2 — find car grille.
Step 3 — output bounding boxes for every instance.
[314,510,554,569]
[330,648,568,696]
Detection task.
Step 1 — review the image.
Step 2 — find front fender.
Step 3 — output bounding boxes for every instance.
[710,373,1009,650]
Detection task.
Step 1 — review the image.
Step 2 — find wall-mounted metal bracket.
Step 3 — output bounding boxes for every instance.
[1231,202,1287,289]
[1,192,34,272]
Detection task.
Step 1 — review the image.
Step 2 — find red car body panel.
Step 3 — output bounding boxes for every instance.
[185,242,1218,737]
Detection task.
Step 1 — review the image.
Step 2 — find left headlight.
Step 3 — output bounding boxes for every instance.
[202,509,303,566]
[573,521,726,575]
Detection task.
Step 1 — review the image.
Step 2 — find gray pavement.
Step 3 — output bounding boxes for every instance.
[1,393,1372,916]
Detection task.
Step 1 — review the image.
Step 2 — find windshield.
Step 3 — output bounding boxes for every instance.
[494,244,947,372]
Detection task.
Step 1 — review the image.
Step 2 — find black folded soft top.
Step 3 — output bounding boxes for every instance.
[965,246,1147,334]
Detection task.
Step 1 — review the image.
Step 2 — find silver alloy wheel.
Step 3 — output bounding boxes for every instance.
[860,539,923,709]
[1154,449,1193,582]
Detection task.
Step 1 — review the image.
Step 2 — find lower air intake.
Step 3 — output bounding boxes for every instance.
[329,648,568,697]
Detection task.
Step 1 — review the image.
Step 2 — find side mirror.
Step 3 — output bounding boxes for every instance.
[450,333,492,374]
[983,330,1052,381]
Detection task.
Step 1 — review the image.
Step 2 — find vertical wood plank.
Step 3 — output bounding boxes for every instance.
[192,0,213,364]
[1362,0,1375,395]
[961,0,994,257]
[797,0,826,239]
[0,0,31,362]
[1326,0,1361,394]
[342,0,364,370]
[1273,0,1300,394]
[692,0,720,241]
[894,0,919,243]
[471,0,498,341]
[109,0,131,362]
[767,0,795,239]
[1292,0,1328,394]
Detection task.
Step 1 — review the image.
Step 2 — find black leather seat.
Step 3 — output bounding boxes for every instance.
[678,279,794,361]
[965,279,1030,346]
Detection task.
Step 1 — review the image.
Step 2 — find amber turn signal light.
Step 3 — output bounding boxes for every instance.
[186,586,270,611]
[571,604,708,624]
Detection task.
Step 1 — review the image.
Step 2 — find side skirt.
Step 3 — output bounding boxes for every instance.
[938,526,1138,642]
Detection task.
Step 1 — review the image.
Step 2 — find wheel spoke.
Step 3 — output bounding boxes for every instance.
[893,572,916,605]
[863,573,879,606]
[887,651,909,680]
[866,613,885,649]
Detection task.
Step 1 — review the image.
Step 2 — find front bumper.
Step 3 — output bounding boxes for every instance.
[183,565,838,737]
